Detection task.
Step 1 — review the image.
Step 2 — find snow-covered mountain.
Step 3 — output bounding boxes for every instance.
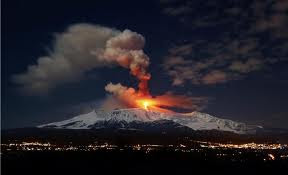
[38,108,260,134]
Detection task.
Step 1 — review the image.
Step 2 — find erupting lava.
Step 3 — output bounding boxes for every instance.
[143,101,149,110]
[105,82,204,114]
[136,99,157,110]
[134,97,178,113]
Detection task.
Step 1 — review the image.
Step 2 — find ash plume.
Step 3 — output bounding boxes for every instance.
[95,29,151,96]
[13,23,207,112]
[13,24,150,95]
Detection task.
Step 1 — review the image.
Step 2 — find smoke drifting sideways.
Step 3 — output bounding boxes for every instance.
[105,83,208,112]
[12,24,150,95]
[13,24,207,113]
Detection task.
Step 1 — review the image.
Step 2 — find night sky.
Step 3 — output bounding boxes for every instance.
[2,0,288,129]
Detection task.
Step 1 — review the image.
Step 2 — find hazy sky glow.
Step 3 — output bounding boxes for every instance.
[2,0,288,129]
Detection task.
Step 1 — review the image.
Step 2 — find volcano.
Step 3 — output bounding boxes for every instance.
[38,108,260,134]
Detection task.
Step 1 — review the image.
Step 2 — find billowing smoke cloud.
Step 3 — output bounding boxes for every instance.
[95,29,151,96]
[13,23,207,113]
[105,82,139,107]
[12,24,150,95]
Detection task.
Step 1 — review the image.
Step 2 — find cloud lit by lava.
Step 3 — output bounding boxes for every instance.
[12,23,207,113]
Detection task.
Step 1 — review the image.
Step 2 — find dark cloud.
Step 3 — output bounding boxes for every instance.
[272,0,288,12]
[161,0,288,39]
[168,44,194,56]
[163,5,193,16]
[229,59,264,73]
[251,0,288,40]
[161,0,288,86]
[163,35,287,85]
[160,0,193,16]
[202,70,228,85]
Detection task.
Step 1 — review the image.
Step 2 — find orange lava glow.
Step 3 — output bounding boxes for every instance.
[113,86,201,113]
[136,99,157,110]
[135,98,175,113]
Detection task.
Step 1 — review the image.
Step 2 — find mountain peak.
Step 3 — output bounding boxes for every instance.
[38,108,260,134]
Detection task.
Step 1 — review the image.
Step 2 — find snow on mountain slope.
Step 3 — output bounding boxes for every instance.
[38,108,259,134]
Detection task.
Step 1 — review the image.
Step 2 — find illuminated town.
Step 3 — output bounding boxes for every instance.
[195,141,287,150]
[2,141,288,161]
[2,141,287,151]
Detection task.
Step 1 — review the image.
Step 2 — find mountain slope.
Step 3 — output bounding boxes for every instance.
[38,108,260,134]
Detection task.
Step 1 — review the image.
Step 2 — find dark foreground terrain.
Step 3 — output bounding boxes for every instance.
[2,127,288,174]
[2,150,288,175]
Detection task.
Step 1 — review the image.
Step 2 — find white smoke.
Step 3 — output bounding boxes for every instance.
[12,24,150,95]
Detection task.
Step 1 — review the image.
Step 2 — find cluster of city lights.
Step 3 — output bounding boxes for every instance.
[196,141,288,150]
[2,141,288,162]
[1,142,118,151]
[2,141,288,156]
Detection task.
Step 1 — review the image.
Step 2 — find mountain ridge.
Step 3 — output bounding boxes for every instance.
[38,108,260,134]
